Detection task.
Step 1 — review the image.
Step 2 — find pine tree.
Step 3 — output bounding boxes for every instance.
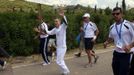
[104,7,111,15]
[94,5,97,13]
[122,0,126,13]
[116,2,118,7]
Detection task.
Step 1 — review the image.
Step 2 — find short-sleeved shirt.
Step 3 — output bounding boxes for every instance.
[109,20,134,53]
[83,22,98,38]
[130,22,134,52]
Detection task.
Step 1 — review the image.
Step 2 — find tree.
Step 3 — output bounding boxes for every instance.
[104,7,111,15]
[99,8,103,14]
[122,0,126,13]
[116,2,118,7]
[94,5,97,13]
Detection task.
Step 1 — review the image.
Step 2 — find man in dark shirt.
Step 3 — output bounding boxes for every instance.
[47,24,56,58]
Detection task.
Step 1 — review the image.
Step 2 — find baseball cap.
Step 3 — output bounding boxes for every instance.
[82,13,90,18]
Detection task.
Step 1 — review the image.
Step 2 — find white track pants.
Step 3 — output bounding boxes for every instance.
[56,47,70,74]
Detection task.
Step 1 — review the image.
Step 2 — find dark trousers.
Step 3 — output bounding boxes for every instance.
[129,54,134,75]
[39,37,50,64]
[0,46,9,66]
[0,46,10,57]
[0,60,4,66]
[112,51,130,75]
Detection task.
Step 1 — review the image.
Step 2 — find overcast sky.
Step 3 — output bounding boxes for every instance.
[25,0,134,9]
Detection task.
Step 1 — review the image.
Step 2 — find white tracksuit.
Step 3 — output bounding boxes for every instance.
[44,16,70,74]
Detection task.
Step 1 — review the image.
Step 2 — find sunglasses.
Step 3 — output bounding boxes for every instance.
[112,13,120,16]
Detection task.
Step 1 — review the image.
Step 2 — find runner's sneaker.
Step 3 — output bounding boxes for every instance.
[61,72,70,75]
[94,56,99,64]
[47,62,50,64]
[42,62,50,66]
[2,61,6,69]
[75,53,81,57]
[84,63,93,68]
[42,63,48,66]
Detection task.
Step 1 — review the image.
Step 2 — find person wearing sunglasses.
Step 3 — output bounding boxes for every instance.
[104,7,134,75]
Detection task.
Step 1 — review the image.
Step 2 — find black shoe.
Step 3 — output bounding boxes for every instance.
[94,56,99,64]
[1,61,6,69]
[75,53,81,57]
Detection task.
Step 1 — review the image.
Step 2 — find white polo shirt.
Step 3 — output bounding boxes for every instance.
[44,16,67,48]
[109,20,134,53]
[130,22,134,52]
[83,21,98,38]
[38,22,48,38]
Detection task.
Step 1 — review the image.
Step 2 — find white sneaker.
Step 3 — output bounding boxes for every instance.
[2,61,6,69]
[42,63,48,66]
[47,62,50,64]
[61,72,69,75]
[61,71,70,75]
[42,62,50,66]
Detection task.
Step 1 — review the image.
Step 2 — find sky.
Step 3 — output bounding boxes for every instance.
[25,0,134,9]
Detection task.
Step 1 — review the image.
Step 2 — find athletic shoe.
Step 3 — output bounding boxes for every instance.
[2,61,6,69]
[61,72,70,75]
[42,63,48,66]
[84,63,93,68]
[75,53,81,57]
[94,56,99,64]
[47,62,50,64]
[42,62,51,66]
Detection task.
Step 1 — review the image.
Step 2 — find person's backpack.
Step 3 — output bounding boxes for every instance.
[76,33,81,44]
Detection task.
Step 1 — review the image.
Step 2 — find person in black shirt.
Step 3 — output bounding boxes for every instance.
[47,23,56,60]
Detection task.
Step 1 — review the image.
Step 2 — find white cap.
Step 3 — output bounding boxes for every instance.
[83,13,90,18]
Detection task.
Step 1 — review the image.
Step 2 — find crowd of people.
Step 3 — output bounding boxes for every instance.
[1,7,134,75]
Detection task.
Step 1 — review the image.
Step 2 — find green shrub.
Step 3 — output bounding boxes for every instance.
[0,12,37,56]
